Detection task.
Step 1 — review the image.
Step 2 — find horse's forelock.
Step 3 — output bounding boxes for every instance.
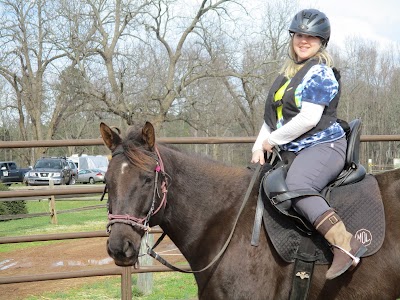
[120,138,154,172]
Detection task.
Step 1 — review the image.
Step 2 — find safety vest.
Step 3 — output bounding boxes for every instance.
[264,59,340,142]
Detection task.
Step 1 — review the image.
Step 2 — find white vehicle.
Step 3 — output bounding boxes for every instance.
[67,154,109,172]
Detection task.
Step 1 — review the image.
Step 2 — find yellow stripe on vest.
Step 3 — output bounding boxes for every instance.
[274,80,290,121]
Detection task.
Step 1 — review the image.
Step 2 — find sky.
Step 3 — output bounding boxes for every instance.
[298,0,400,48]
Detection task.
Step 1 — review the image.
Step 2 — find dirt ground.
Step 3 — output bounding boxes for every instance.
[0,236,183,300]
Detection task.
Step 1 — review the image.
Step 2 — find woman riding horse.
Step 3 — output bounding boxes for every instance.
[251,9,366,279]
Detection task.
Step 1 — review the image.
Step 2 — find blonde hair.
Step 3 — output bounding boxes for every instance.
[280,38,334,79]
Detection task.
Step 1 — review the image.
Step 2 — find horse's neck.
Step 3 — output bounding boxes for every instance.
[159,146,252,260]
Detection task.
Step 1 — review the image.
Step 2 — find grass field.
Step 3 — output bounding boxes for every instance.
[0,190,198,299]
[22,273,197,300]
[0,198,107,252]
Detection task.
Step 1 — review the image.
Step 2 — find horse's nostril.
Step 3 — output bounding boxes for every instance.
[123,239,135,257]
[123,239,130,252]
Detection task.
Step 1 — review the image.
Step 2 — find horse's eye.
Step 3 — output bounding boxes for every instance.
[139,174,153,186]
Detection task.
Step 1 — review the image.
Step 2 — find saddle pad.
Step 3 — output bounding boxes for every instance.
[262,174,385,264]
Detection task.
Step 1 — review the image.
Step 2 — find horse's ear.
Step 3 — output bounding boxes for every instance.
[142,122,155,149]
[100,122,122,151]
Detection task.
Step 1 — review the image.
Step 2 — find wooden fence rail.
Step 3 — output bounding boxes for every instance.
[1,135,400,299]
[0,204,106,221]
[0,134,399,149]
[0,227,184,300]
[0,181,184,299]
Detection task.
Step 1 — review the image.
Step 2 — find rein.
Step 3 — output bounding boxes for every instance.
[106,145,168,233]
[147,163,262,273]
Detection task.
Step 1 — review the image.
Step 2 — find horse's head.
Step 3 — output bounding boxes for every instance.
[100,122,168,266]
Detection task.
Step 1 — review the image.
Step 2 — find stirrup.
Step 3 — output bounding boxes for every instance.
[331,244,360,266]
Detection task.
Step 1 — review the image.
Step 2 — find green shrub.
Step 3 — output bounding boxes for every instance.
[0,183,10,191]
[0,183,28,217]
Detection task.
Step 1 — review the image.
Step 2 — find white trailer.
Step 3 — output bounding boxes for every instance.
[68,154,109,172]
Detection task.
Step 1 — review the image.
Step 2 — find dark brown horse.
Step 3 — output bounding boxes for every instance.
[100,121,400,300]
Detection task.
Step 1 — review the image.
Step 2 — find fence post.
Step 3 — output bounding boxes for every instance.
[121,266,132,300]
[368,158,373,173]
[48,179,58,224]
[138,234,153,295]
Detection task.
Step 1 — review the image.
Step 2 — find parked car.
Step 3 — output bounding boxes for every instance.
[67,159,78,185]
[26,157,72,186]
[0,161,31,185]
[77,169,105,184]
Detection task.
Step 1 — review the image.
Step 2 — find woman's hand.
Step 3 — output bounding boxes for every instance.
[262,140,274,153]
[251,149,265,165]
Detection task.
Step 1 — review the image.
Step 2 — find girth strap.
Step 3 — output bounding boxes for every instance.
[289,237,319,300]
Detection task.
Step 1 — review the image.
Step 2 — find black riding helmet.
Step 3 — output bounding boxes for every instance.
[289,9,331,46]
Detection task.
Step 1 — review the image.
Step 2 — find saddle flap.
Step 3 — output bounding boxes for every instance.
[262,174,385,264]
[262,165,288,198]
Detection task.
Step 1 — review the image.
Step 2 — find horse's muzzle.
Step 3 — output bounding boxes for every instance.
[107,226,142,266]
[107,237,139,266]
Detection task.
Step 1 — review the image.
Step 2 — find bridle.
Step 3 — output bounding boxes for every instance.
[104,145,168,234]
[103,143,263,274]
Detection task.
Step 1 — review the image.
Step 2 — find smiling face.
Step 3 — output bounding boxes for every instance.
[292,33,322,61]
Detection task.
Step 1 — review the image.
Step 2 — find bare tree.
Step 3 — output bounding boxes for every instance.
[77,0,241,130]
[54,0,154,127]
[211,0,296,136]
[337,37,400,168]
[0,0,81,161]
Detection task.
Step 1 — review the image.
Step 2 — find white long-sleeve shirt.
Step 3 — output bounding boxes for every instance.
[252,101,325,152]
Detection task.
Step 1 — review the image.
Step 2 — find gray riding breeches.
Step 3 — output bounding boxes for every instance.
[285,136,347,224]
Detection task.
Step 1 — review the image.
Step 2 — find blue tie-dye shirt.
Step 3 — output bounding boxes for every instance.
[281,64,345,152]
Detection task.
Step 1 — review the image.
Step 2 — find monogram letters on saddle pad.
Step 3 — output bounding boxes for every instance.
[262,174,385,264]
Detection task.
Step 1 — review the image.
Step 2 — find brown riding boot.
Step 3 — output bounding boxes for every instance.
[314,209,367,280]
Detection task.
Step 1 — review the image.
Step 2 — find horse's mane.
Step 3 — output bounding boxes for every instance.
[160,142,250,183]
[119,125,248,180]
